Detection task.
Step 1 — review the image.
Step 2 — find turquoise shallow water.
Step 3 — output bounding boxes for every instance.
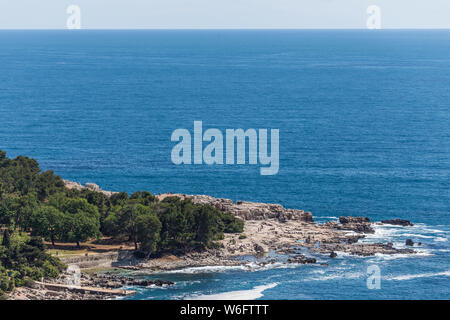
[0,30,449,299]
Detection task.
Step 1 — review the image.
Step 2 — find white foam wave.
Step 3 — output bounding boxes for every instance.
[333,251,366,259]
[162,260,321,275]
[362,223,449,244]
[164,265,251,274]
[306,271,363,281]
[187,283,278,300]
[370,248,433,260]
[386,270,450,281]
[401,234,434,239]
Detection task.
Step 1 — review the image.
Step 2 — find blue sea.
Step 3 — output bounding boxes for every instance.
[0,30,449,299]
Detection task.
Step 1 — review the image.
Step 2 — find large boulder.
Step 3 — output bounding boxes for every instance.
[253,243,268,255]
[287,254,316,264]
[339,216,370,224]
[337,216,374,234]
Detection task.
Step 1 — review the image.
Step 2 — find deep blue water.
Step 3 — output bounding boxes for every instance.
[0,30,449,299]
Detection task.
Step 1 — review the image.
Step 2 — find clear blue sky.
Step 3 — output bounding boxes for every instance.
[0,0,449,29]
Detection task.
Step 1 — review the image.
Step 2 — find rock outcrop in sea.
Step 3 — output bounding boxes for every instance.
[323,216,375,233]
[381,219,414,226]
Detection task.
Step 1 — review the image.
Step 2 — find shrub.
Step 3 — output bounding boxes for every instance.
[0,290,8,300]
[23,277,36,288]
[43,261,59,278]
[221,213,244,233]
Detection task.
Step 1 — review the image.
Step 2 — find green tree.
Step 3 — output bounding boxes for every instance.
[136,213,162,256]
[0,198,14,228]
[63,212,101,248]
[36,170,64,201]
[130,191,156,206]
[103,203,148,249]
[1,229,11,248]
[48,195,101,248]
[1,149,244,261]
[195,206,217,245]
[30,206,65,246]
[102,208,120,236]
[110,191,128,206]
[220,212,244,233]
[12,193,38,231]
[0,233,65,289]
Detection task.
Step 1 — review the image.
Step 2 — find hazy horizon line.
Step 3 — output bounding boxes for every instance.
[1,27,450,31]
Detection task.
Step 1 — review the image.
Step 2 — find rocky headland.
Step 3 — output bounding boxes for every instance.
[155,193,415,259]
[9,181,417,299]
[63,183,417,262]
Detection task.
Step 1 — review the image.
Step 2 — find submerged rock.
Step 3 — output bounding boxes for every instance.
[287,254,316,264]
[311,242,415,257]
[93,274,174,288]
[381,219,414,227]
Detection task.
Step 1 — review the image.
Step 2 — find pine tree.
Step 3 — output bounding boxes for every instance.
[1,229,11,248]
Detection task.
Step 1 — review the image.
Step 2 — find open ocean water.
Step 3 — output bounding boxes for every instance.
[0,30,449,299]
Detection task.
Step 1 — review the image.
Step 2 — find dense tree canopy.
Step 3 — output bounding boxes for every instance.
[0,231,65,298]
[0,149,243,295]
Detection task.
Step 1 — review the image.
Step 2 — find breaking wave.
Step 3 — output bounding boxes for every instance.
[386,270,450,281]
[186,283,278,300]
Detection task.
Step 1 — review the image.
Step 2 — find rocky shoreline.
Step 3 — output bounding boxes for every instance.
[8,182,419,300]
[155,193,416,258]
[8,272,173,300]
